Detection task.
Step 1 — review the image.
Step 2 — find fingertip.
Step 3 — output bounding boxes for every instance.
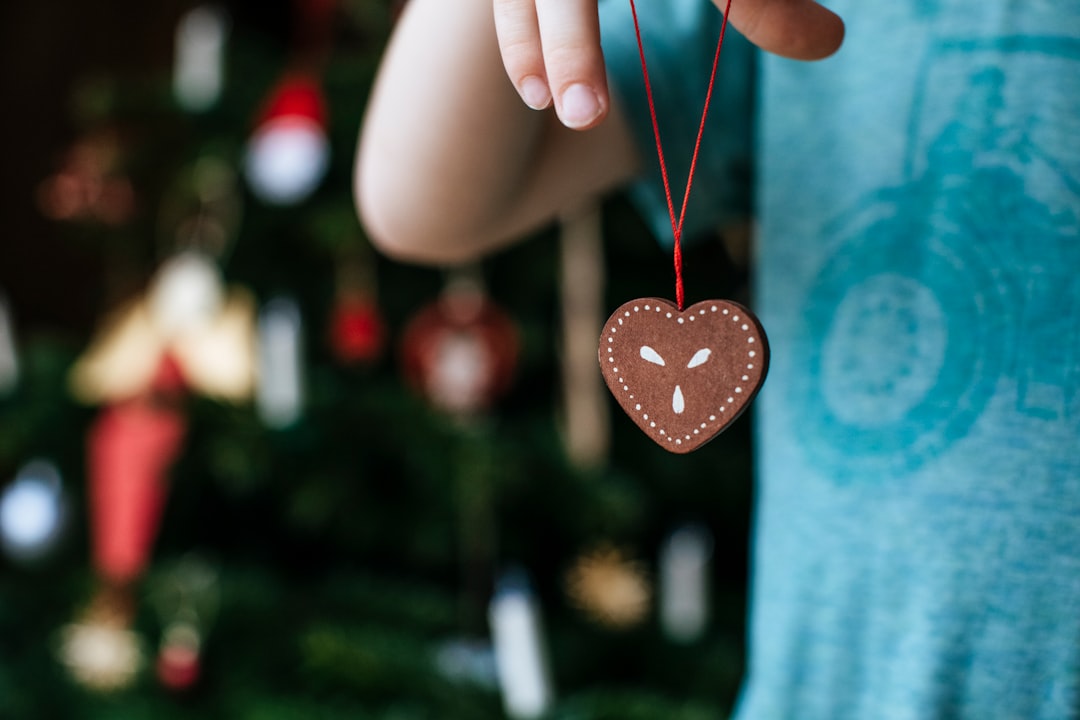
[729,1,845,62]
[519,75,553,110]
[803,6,844,60]
[556,82,606,130]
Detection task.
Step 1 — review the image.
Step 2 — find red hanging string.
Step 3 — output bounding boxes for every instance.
[628,0,734,310]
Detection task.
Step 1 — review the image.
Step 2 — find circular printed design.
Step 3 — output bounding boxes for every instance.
[599,298,769,454]
[790,201,1008,479]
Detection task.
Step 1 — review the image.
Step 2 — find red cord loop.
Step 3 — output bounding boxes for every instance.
[628,0,733,310]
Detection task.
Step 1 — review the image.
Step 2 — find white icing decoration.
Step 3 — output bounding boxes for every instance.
[640,346,665,366]
[686,348,711,369]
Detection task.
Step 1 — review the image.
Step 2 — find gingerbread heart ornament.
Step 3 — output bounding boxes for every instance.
[599,298,769,454]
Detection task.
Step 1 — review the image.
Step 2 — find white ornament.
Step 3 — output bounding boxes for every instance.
[244,119,329,205]
[489,571,553,719]
[149,251,225,338]
[659,524,713,643]
[0,460,65,562]
[434,638,498,689]
[58,620,144,692]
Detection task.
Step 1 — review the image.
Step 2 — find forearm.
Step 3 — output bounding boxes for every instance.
[356,0,548,264]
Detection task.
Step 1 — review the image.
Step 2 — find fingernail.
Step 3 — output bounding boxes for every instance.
[559,83,602,128]
[520,76,551,110]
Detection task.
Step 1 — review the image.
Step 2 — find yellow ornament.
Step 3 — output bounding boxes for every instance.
[564,544,651,629]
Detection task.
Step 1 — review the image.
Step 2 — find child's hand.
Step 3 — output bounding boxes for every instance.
[495,0,844,130]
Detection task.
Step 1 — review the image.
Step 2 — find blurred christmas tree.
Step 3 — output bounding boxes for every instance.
[0,1,754,717]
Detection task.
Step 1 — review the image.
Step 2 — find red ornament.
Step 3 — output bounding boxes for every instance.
[329,293,385,364]
[87,356,187,583]
[400,285,518,416]
[156,622,201,691]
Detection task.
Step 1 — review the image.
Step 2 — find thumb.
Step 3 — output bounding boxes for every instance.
[723,0,844,61]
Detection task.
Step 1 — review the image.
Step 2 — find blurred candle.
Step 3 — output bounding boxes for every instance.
[659,524,713,643]
[0,293,16,395]
[173,5,229,112]
[256,297,304,428]
[489,570,553,719]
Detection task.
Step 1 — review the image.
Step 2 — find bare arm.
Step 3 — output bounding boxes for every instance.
[355,0,843,266]
[356,0,640,265]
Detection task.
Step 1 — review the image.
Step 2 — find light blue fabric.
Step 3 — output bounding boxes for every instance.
[600,1,1080,718]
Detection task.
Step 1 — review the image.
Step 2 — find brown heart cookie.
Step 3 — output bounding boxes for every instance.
[599,298,769,454]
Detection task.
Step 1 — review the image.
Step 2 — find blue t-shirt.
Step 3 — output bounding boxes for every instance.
[600,1,1080,718]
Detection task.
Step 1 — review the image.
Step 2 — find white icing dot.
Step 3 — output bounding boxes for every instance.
[666,312,672,318]
[611,327,617,333]
[608,347,613,353]
[694,429,700,434]
[723,309,729,315]
[684,435,691,440]
[675,439,682,445]
[727,397,734,403]
[700,423,707,429]
[643,414,649,420]
[711,306,717,312]
[748,337,755,343]
[709,415,716,421]
[736,387,743,393]
[733,315,740,322]
[613,368,618,373]
[650,422,656,427]
[608,337,613,343]
[689,315,696,321]
[623,385,629,391]
[624,311,630,317]
[655,306,661,312]
[677,318,684,324]
[660,430,666,436]
[608,358,614,362]
[635,404,641,411]
[749,351,756,358]
[634,306,640,312]
[719,407,726,412]
[742,375,749,381]
[645,304,651,310]
[747,364,754,370]
[699,309,706,315]
[618,319,623,325]
[741,324,749,330]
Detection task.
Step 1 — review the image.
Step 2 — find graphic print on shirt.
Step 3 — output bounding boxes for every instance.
[789,36,1080,481]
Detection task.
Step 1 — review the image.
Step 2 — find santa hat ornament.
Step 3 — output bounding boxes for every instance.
[243,73,330,205]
